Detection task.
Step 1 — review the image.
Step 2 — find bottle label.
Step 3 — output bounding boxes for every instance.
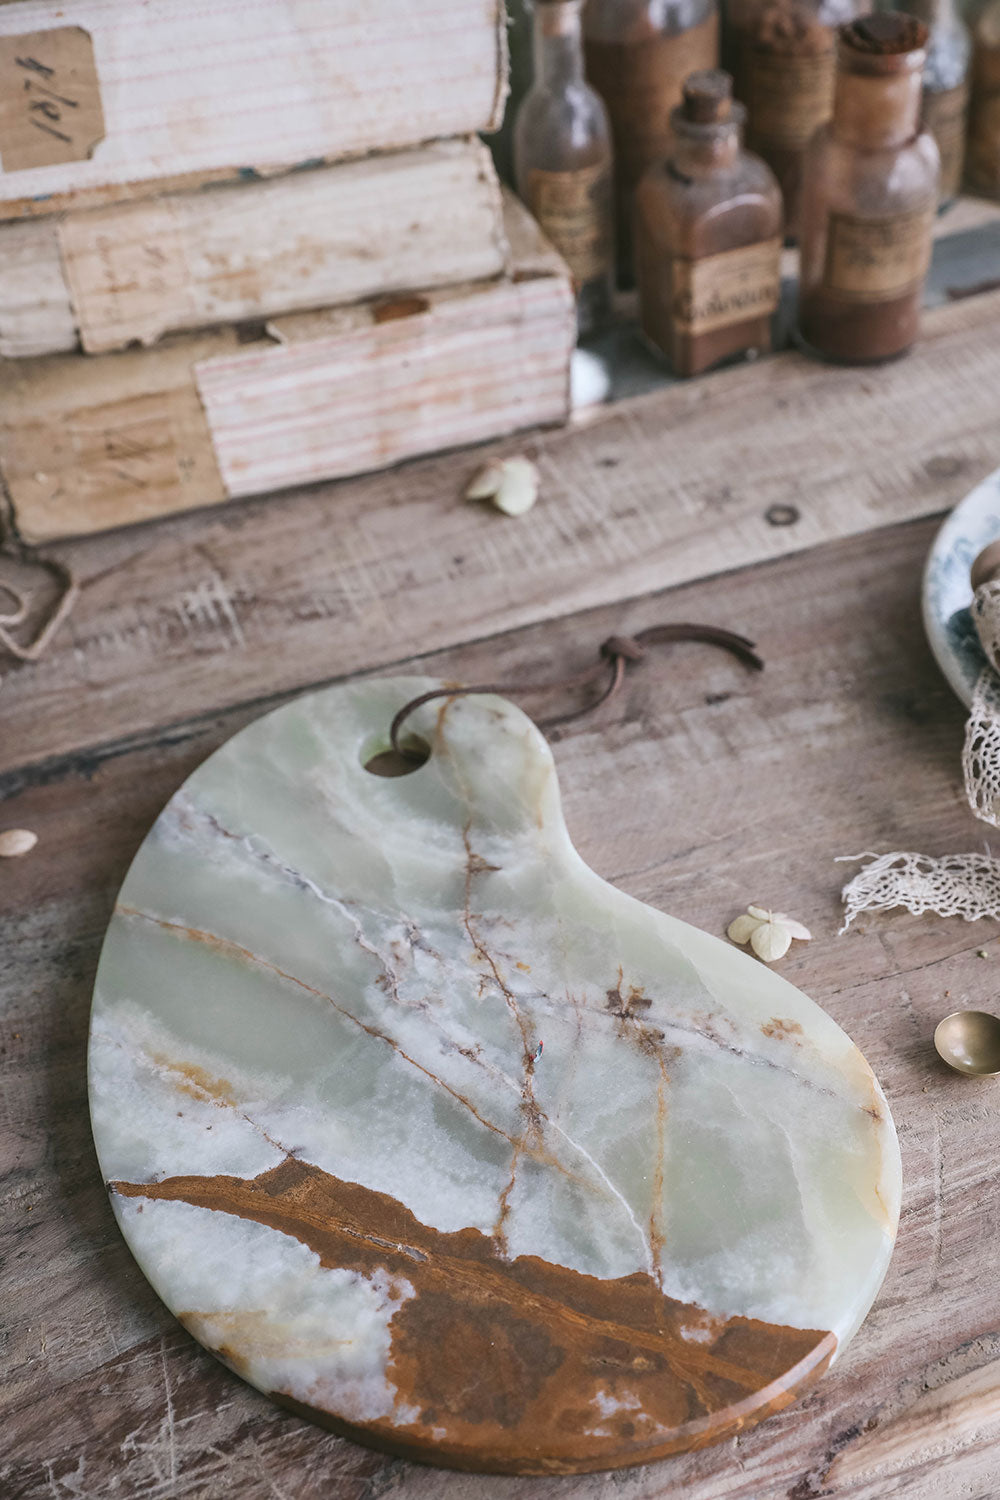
[923,82,969,200]
[671,238,782,336]
[526,162,613,287]
[741,41,836,150]
[823,209,935,302]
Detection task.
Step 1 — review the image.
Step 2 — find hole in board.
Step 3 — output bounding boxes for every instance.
[363,735,431,778]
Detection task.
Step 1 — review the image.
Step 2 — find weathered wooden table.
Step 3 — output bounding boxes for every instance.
[3,205,1000,1498]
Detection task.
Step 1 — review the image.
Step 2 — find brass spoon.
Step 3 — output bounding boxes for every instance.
[934,1010,1000,1077]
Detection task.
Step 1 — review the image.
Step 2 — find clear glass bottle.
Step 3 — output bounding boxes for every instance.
[798,13,940,363]
[583,0,720,278]
[724,0,861,241]
[635,70,783,375]
[967,0,1000,197]
[515,0,615,334]
[899,0,971,205]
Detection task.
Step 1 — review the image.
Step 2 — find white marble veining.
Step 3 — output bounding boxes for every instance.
[89,677,901,1469]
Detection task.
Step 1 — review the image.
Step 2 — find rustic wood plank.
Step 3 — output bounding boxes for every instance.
[0,139,509,357]
[0,0,507,220]
[3,286,1000,777]
[3,518,1000,1498]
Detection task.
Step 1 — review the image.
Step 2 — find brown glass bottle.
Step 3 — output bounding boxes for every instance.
[635,71,783,376]
[583,0,720,278]
[514,0,615,335]
[725,0,862,241]
[899,0,971,205]
[967,0,1000,196]
[798,13,940,364]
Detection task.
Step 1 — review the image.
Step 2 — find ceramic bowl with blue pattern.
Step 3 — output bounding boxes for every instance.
[923,466,1000,709]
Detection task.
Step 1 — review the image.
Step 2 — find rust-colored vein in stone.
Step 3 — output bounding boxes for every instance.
[460,824,543,1256]
[111,1159,836,1474]
[116,904,519,1151]
[605,969,680,1290]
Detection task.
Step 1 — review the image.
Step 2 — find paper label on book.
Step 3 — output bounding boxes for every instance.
[671,239,782,336]
[823,208,935,302]
[0,27,105,172]
[3,388,225,542]
[742,42,836,150]
[923,82,969,200]
[58,200,197,353]
[526,162,613,286]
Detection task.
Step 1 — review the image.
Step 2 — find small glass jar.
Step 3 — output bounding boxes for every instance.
[725,0,861,241]
[967,0,1000,197]
[635,70,783,375]
[515,0,615,334]
[899,0,971,205]
[798,12,940,364]
[583,0,720,279]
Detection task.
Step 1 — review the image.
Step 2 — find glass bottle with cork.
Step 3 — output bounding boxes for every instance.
[798,12,939,363]
[583,0,720,279]
[967,0,1000,197]
[634,70,783,375]
[898,0,970,206]
[724,0,862,242]
[514,0,615,334]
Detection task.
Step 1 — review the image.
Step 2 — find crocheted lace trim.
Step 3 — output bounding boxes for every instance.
[839,582,1000,928]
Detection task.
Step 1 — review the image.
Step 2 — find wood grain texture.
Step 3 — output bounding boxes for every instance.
[3,519,1000,1498]
[2,285,999,775]
[0,193,574,539]
[0,0,508,220]
[0,139,509,357]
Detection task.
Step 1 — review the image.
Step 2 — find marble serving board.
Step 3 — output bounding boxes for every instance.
[88,678,901,1475]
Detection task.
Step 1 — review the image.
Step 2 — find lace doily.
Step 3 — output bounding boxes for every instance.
[839,850,1000,930]
[839,579,1000,926]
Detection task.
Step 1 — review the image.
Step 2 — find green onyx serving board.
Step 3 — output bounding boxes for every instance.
[88,678,901,1475]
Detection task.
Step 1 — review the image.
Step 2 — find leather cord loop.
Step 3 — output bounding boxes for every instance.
[388,622,763,760]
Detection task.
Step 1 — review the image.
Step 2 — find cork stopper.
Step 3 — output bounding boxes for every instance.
[840,11,927,55]
[971,540,1000,593]
[681,70,733,125]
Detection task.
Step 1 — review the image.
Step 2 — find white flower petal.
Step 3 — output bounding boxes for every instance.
[781,918,812,941]
[727,914,759,945]
[492,457,540,516]
[747,904,771,921]
[751,922,792,962]
[464,459,504,500]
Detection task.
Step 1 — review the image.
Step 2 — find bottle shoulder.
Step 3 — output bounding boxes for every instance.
[801,128,941,213]
[636,158,783,249]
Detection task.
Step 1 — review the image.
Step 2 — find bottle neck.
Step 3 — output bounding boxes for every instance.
[672,129,741,176]
[533,0,585,88]
[832,69,924,148]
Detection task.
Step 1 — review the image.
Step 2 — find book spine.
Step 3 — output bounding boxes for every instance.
[0,0,509,219]
[0,140,510,357]
[2,201,574,543]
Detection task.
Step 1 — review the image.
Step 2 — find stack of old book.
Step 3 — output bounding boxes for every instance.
[0,0,575,544]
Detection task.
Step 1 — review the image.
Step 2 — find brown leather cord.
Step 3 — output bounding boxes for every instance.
[389,622,764,758]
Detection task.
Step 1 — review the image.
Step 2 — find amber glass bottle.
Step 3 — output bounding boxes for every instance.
[583,0,719,277]
[635,70,783,376]
[798,13,939,363]
[514,0,615,334]
[725,0,861,240]
[967,0,1000,196]
[899,0,971,204]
